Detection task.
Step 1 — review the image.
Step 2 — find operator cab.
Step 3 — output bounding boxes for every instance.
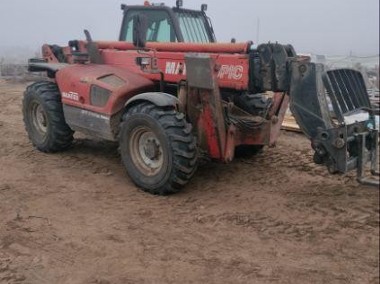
[119,1,216,44]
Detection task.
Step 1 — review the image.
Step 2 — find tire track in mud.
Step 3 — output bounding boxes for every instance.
[0,217,59,284]
[2,135,122,183]
[0,212,113,283]
[0,82,378,284]
[0,254,26,284]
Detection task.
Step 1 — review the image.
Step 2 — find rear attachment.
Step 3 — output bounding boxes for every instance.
[290,62,379,186]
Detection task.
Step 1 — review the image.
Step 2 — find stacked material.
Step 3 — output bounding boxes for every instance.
[369,89,379,109]
[344,112,380,131]
[282,111,301,132]
[281,109,380,133]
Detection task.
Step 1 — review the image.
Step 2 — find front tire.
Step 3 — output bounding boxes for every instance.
[23,81,74,152]
[119,102,197,195]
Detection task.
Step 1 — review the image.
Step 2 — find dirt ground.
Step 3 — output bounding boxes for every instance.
[0,80,379,284]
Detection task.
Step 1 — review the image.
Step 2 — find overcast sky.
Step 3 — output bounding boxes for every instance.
[0,0,379,56]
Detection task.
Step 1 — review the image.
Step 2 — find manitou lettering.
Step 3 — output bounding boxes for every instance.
[217,65,244,80]
[165,62,186,75]
[62,91,79,101]
[165,62,243,80]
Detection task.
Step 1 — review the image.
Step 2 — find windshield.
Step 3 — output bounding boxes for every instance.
[174,11,212,43]
[122,10,177,42]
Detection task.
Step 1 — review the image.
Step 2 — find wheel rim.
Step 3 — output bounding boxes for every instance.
[31,101,48,138]
[129,126,164,176]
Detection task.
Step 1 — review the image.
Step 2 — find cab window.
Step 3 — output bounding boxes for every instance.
[175,11,211,43]
[122,10,177,42]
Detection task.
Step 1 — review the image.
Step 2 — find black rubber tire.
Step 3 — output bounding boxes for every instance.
[234,145,264,158]
[234,93,272,117]
[119,102,197,195]
[23,81,74,152]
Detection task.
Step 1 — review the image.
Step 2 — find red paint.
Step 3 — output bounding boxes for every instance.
[224,125,237,162]
[96,41,251,54]
[44,40,288,161]
[100,49,250,90]
[198,104,221,159]
[56,64,154,115]
[45,40,251,91]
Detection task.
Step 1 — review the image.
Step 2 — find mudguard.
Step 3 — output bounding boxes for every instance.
[125,92,179,109]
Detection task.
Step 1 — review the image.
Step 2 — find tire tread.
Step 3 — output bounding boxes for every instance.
[23,81,74,153]
[120,102,197,195]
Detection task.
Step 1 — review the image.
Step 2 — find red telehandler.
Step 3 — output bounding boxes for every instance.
[24,1,379,194]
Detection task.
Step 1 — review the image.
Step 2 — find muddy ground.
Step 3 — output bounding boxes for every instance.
[0,81,379,284]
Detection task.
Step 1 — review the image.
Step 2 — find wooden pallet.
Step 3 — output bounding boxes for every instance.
[282,113,302,133]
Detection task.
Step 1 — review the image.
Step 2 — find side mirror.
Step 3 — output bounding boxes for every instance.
[133,14,148,48]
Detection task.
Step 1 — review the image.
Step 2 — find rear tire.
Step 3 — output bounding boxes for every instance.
[119,102,197,195]
[23,81,74,152]
[234,93,272,117]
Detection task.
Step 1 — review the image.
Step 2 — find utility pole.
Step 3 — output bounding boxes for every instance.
[256,18,260,44]
[349,50,354,68]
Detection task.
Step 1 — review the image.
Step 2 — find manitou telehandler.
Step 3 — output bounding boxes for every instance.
[24,1,379,194]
